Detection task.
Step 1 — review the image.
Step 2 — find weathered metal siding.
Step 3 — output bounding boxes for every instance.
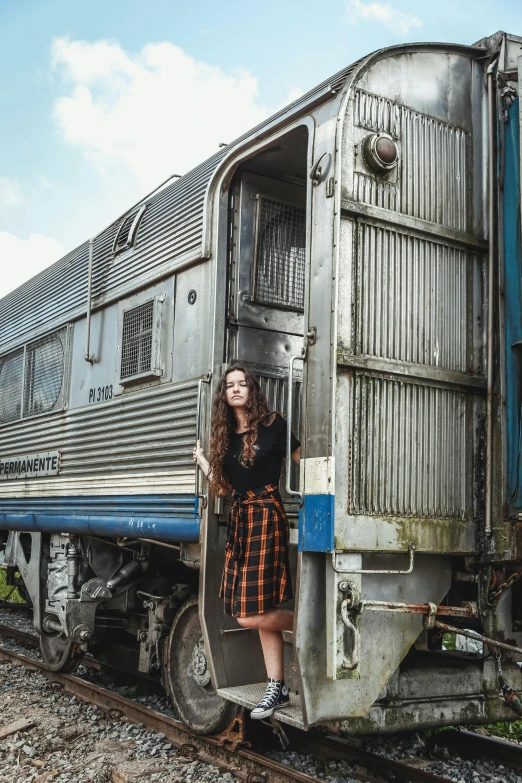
[355,222,485,373]
[353,89,469,231]
[0,59,365,354]
[351,374,468,519]
[0,381,197,497]
[339,50,486,528]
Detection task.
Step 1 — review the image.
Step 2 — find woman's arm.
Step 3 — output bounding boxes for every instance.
[291,446,301,467]
[193,440,210,477]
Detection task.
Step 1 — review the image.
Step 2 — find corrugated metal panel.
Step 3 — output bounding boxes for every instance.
[353,89,469,231]
[353,173,399,211]
[350,374,469,519]
[0,381,197,496]
[0,58,367,352]
[354,88,400,136]
[355,222,484,373]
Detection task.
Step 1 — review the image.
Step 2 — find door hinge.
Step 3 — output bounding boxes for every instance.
[306,327,317,346]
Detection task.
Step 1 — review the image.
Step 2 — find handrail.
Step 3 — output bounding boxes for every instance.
[195,374,211,509]
[286,353,304,503]
[485,57,498,537]
[332,544,416,575]
[84,237,95,363]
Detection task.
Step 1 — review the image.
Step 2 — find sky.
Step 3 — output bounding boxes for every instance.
[0,0,520,299]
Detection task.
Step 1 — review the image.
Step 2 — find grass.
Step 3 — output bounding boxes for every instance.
[483,721,522,741]
[0,567,25,602]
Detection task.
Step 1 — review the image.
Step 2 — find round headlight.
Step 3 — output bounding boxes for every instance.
[362,132,399,173]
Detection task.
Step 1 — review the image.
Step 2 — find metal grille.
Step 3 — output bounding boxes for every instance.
[121,300,155,380]
[115,214,136,249]
[254,198,306,311]
[0,350,24,425]
[113,206,146,255]
[23,329,67,418]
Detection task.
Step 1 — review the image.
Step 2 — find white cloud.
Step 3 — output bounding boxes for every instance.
[0,232,66,299]
[0,178,23,206]
[346,0,421,36]
[51,37,273,190]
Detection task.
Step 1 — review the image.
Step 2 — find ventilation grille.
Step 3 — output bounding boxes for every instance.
[121,300,157,381]
[254,198,306,311]
[113,206,146,255]
[23,329,68,418]
[0,350,24,425]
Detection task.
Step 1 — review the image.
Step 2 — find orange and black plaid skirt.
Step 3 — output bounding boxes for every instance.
[219,484,293,617]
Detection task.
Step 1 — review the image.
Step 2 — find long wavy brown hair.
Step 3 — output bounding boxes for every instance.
[209,363,276,496]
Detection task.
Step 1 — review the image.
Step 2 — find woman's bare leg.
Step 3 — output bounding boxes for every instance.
[236,609,294,680]
[259,629,284,680]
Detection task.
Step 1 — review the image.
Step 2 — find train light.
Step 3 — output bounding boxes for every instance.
[362,132,398,173]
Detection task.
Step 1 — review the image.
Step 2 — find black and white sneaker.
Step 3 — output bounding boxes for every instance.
[250,678,290,719]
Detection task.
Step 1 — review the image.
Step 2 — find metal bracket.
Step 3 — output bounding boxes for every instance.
[310,152,330,185]
[331,543,416,575]
[423,602,438,630]
[340,598,359,670]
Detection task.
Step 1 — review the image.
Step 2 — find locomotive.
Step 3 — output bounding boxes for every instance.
[1,29,522,735]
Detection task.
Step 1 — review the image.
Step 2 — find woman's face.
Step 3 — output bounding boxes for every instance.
[225,370,249,409]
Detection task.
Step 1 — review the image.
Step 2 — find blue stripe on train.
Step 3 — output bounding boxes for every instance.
[0,495,200,543]
[299,494,334,552]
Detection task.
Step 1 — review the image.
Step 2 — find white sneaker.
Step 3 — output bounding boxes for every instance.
[250,678,290,720]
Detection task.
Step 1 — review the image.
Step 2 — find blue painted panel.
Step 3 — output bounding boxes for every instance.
[0,495,200,542]
[299,494,334,552]
[503,99,522,510]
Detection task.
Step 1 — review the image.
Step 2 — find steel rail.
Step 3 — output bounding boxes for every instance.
[2,627,518,781]
[0,644,341,783]
[0,641,467,783]
[427,728,522,771]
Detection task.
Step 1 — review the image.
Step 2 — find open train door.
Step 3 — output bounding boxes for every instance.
[197,124,314,729]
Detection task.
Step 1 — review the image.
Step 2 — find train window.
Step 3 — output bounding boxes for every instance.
[119,297,164,384]
[0,349,24,424]
[112,205,147,256]
[253,197,306,311]
[23,328,68,418]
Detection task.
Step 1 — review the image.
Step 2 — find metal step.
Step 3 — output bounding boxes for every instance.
[217,683,304,729]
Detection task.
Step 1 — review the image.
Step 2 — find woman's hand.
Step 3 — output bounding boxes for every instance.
[193,440,210,477]
[193,439,204,464]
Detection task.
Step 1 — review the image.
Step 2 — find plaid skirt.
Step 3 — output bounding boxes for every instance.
[219,484,293,617]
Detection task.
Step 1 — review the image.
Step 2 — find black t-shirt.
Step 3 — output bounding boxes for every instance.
[223,414,300,495]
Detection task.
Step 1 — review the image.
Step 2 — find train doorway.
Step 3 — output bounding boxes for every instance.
[189,125,312,733]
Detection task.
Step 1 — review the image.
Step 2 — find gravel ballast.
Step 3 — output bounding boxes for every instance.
[2,611,522,783]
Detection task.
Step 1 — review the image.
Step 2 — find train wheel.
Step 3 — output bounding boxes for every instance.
[164,598,238,734]
[40,632,84,673]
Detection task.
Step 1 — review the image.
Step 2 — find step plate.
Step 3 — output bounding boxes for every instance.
[217,683,304,728]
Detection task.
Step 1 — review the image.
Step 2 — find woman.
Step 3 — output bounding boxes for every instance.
[193,362,300,719]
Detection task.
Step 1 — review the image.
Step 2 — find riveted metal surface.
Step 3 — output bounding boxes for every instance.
[350,373,469,519]
[0,381,198,497]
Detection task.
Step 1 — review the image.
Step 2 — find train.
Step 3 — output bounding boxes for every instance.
[1,29,522,736]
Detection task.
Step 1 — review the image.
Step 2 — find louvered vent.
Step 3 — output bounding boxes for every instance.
[0,350,24,425]
[24,328,68,418]
[113,205,146,255]
[254,198,306,311]
[120,299,163,383]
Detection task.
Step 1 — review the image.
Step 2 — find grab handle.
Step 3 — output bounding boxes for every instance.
[195,373,211,509]
[286,354,304,503]
[340,599,359,670]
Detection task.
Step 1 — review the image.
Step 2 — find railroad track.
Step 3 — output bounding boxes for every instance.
[1,621,521,783]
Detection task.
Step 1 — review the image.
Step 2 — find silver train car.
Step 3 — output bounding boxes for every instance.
[2,29,522,735]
